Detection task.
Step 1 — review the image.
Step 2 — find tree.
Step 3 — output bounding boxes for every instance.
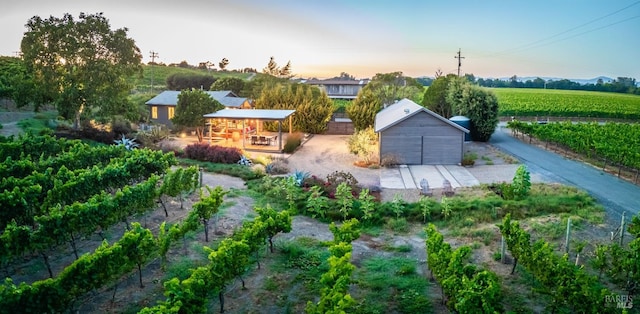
[218,58,229,71]
[263,56,280,76]
[0,56,35,108]
[422,74,456,118]
[447,79,499,142]
[337,72,355,80]
[166,73,216,91]
[210,77,245,95]
[255,82,333,133]
[346,88,382,131]
[262,56,293,78]
[21,12,142,127]
[279,61,292,78]
[346,71,422,130]
[171,89,223,142]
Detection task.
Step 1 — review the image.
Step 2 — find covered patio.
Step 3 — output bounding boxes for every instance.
[203,109,296,152]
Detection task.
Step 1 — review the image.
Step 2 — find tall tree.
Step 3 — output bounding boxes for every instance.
[346,88,382,131]
[263,56,279,76]
[279,61,292,78]
[218,58,229,71]
[171,89,223,142]
[422,74,455,118]
[262,56,292,78]
[21,12,142,127]
[255,83,333,133]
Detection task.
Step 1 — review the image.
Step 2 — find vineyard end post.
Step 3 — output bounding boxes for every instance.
[564,218,571,254]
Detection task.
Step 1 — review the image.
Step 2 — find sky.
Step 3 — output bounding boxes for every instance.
[1,0,639,80]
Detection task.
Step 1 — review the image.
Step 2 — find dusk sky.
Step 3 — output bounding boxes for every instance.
[1,0,639,80]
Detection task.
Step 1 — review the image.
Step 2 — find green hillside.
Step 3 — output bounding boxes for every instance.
[130,65,253,93]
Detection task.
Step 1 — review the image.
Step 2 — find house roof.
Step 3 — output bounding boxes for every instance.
[374,98,470,133]
[217,97,249,108]
[304,79,369,85]
[145,90,249,108]
[203,109,296,121]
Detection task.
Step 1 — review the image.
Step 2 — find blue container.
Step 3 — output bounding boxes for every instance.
[449,116,471,141]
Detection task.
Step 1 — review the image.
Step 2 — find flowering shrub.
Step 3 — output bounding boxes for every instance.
[184,143,242,164]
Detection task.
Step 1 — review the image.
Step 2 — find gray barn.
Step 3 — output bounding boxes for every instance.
[374,99,469,165]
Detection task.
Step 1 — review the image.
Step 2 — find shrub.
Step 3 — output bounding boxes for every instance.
[136,127,169,148]
[183,143,242,164]
[283,132,304,153]
[347,127,377,165]
[490,182,514,200]
[380,154,401,168]
[78,122,116,144]
[512,165,531,199]
[326,171,361,197]
[111,118,132,136]
[266,160,290,175]
[462,152,477,166]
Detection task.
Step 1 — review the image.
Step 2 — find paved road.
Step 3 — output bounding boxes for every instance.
[490,126,640,222]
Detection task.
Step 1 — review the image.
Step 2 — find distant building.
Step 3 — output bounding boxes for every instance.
[303,78,369,99]
[145,90,252,127]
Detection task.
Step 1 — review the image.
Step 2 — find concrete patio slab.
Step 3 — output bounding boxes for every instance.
[444,165,480,187]
[436,165,462,188]
[407,165,444,189]
[380,167,406,189]
[399,165,417,189]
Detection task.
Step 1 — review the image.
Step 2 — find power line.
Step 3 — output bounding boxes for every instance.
[524,15,640,51]
[493,1,640,56]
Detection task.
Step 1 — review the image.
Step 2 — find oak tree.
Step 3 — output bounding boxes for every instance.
[21,12,142,127]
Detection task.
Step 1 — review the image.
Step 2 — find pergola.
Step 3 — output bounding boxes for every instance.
[203,109,296,151]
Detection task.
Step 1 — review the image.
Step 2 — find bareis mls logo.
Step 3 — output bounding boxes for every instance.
[605,294,633,309]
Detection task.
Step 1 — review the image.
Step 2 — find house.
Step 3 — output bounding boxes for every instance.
[145,90,253,127]
[374,98,469,165]
[303,78,369,99]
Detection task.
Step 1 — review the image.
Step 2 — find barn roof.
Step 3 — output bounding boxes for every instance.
[374,98,469,133]
[145,90,249,108]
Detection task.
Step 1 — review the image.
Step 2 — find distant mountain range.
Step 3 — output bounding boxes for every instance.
[416,75,617,85]
[498,76,615,85]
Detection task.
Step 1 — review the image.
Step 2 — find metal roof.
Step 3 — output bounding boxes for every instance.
[144,90,248,108]
[203,109,296,121]
[374,98,469,133]
[305,79,369,85]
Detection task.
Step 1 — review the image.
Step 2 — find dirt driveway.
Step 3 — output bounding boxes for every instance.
[285,134,522,202]
[285,134,381,187]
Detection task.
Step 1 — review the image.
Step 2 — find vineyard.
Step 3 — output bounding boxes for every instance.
[508,120,640,181]
[0,134,638,313]
[493,88,640,119]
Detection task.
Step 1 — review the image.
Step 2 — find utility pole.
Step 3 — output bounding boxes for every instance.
[454,48,465,77]
[149,51,159,93]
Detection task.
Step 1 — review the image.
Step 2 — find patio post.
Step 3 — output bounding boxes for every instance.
[208,119,212,144]
[278,120,283,151]
[242,119,246,149]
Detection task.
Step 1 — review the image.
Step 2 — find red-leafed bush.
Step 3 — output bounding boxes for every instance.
[183,143,242,164]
